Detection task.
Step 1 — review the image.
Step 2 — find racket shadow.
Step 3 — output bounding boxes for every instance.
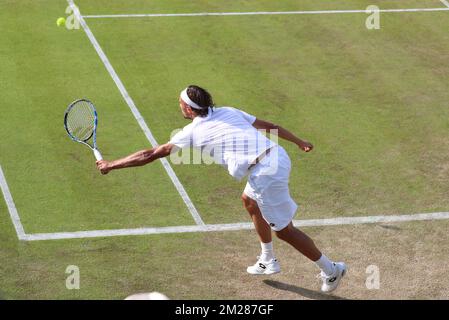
[263,279,348,300]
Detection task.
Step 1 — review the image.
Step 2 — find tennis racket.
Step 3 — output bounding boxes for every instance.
[64,98,103,161]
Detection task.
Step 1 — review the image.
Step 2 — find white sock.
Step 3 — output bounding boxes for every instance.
[315,254,335,276]
[259,242,274,262]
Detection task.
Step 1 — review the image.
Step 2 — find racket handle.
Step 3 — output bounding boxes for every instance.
[93,149,103,161]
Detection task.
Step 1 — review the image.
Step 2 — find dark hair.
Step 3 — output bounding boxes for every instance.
[186,85,214,117]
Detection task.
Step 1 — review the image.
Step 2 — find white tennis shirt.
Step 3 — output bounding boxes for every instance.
[169,107,277,180]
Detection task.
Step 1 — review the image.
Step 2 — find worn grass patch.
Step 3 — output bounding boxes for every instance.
[0,0,448,299]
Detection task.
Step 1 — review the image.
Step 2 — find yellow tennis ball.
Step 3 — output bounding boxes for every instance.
[56,17,66,27]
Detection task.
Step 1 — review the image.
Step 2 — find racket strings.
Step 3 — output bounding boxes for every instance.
[66,100,96,142]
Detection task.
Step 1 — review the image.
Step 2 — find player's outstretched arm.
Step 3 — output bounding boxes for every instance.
[252,118,313,152]
[96,143,175,175]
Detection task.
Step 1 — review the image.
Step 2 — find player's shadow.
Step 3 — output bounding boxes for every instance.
[263,280,348,300]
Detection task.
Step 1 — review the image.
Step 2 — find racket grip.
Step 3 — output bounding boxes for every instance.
[93,149,103,161]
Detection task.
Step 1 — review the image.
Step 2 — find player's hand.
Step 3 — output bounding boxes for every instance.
[96,160,111,175]
[298,140,313,152]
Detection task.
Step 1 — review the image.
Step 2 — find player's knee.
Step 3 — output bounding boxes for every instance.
[241,194,254,210]
[275,225,292,241]
[275,230,287,240]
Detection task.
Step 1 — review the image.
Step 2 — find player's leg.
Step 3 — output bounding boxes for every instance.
[242,193,271,243]
[242,193,280,275]
[274,222,321,261]
[275,222,346,292]
[252,145,346,291]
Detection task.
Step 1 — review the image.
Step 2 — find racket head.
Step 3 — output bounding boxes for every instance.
[64,98,99,147]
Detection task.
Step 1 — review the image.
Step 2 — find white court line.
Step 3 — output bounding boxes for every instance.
[67,0,205,226]
[23,211,449,241]
[82,7,449,19]
[2,159,449,241]
[4,2,448,241]
[0,165,26,240]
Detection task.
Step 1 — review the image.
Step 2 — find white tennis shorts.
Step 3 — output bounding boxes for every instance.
[243,146,298,231]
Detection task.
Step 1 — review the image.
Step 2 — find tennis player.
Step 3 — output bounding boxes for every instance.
[96,85,347,292]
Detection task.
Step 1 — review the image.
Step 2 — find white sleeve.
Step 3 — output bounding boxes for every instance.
[232,107,257,124]
[169,123,194,149]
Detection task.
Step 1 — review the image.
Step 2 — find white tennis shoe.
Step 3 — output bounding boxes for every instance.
[319,262,347,293]
[247,257,281,275]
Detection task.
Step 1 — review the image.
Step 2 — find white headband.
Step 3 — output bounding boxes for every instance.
[180,88,202,110]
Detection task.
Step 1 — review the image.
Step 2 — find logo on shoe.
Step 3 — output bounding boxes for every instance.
[259,263,266,269]
[270,223,275,227]
[328,277,337,283]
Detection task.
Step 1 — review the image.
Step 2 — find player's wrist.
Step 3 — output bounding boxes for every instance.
[108,161,117,170]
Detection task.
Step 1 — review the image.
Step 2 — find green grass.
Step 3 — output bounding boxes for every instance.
[0,0,194,233]
[76,0,444,14]
[83,1,449,221]
[0,0,449,299]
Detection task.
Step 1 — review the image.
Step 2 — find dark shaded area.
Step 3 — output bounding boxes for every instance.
[263,279,348,300]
